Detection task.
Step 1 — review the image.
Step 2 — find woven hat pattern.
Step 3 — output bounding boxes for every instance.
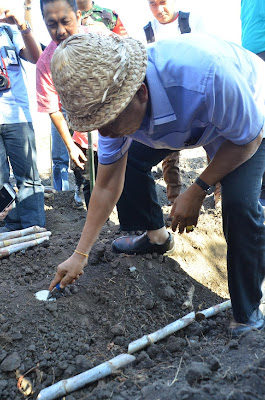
[51,33,148,132]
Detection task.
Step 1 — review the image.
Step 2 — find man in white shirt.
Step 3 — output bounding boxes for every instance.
[143,0,204,43]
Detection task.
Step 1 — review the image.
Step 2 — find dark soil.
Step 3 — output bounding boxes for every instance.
[1,149,265,400]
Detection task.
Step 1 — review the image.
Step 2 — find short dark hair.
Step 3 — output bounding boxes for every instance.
[40,0,78,17]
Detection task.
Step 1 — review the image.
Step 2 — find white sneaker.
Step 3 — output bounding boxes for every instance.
[73,186,83,209]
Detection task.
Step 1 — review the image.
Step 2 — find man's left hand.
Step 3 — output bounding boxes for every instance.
[170,184,206,233]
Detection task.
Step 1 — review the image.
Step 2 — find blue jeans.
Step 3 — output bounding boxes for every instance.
[0,122,45,230]
[117,139,265,323]
[51,120,69,191]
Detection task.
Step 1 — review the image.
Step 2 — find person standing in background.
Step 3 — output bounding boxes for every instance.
[241,0,265,206]
[71,0,128,208]
[0,5,45,232]
[77,0,127,36]
[36,0,88,200]
[25,0,71,192]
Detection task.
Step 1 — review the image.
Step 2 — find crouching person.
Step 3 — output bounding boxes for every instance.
[50,33,265,338]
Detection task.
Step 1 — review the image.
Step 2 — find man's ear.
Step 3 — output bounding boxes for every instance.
[136,83,148,104]
[76,10,82,25]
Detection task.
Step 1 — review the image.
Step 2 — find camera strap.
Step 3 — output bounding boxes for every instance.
[0,49,9,77]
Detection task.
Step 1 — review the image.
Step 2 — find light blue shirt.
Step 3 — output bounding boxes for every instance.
[241,0,265,54]
[98,34,265,165]
[0,24,32,124]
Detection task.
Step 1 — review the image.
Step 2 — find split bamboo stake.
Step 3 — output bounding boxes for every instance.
[195,300,232,321]
[87,132,95,193]
[37,354,135,400]
[0,231,51,248]
[128,311,195,354]
[0,226,47,240]
[0,236,50,259]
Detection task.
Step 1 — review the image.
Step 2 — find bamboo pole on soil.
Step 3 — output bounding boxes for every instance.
[37,301,233,399]
[128,311,196,354]
[0,231,51,248]
[195,300,232,321]
[0,226,47,240]
[0,236,50,259]
[37,354,135,400]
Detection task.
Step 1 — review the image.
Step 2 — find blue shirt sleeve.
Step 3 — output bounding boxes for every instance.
[12,26,25,54]
[98,134,132,165]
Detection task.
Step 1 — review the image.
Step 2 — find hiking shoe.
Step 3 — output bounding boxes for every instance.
[112,232,175,255]
[73,185,83,209]
[228,308,265,338]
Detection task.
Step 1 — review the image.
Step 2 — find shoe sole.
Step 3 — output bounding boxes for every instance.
[72,201,84,209]
[165,238,176,255]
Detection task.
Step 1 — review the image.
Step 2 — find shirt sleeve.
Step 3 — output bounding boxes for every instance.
[12,27,25,54]
[98,134,132,164]
[205,58,264,146]
[36,58,61,114]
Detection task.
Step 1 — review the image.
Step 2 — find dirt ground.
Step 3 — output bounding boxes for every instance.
[1,147,265,400]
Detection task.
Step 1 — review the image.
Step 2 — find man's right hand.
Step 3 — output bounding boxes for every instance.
[49,252,87,291]
[69,142,87,169]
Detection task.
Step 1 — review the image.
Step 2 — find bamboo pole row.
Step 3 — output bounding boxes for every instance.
[0,225,47,240]
[0,226,51,259]
[0,231,51,248]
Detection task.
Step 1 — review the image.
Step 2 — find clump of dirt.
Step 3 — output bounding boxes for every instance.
[0,149,264,400]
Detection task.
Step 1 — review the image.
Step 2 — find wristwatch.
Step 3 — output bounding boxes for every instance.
[195,177,212,194]
[19,21,31,35]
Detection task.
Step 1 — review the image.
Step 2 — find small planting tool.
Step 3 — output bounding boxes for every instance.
[47,283,65,300]
[34,283,64,302]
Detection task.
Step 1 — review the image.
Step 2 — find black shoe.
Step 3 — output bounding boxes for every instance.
[112,232,175,255]
[228,308,265,338]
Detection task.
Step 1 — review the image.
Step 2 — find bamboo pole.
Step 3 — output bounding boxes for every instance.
[37,354,135,400]
[87,132,95,193]
[0,231,51,248]
[128,311,195,354]
[0,226,47,240]
[195,300,231,321]
[0,236,50,259]
[50,128,54,189]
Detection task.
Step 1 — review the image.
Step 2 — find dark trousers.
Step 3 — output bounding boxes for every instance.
[117,141,172,231]
[72,146,98,209]
[117,139,265,323]
[257,50,265,198]
[222,139,265,322]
